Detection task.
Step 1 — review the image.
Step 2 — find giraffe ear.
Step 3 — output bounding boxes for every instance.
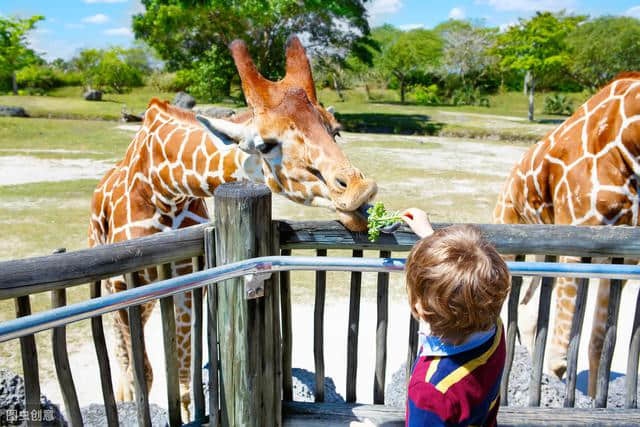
[196,114,267,154]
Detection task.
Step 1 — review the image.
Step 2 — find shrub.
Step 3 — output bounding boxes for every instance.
[412,84,441,105]
[450,86,490,107]
[147,71,185,92]
[543,93,574,115]
[15,65,62,91]
[57,70,83,87]
[91,50,144,94]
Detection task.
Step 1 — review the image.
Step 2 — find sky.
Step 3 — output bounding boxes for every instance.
[2,0,640,61]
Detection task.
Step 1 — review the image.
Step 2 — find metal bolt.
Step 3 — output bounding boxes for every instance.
[247,288,256,298]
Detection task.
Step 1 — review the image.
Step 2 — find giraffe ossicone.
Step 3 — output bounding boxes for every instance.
[88,35,377,420]
[494,71,640,398]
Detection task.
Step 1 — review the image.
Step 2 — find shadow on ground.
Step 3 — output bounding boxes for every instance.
[335,112,445,135]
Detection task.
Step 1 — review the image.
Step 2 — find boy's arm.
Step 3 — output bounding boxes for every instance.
[406,382,459,426]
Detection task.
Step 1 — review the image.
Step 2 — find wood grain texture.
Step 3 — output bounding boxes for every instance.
[204,227,220,426]
[89,281,119,426]
[500,254,525,406]
[314,249,327,403]
[406,316,419,384]
[279,220,640,256]
[564,258,591,408]
[51,287,82,426]
[280,249,293,402]
[595,258,624,408]
[15,295,40,427]
[124,272,151,427]
[529,255,557,407]
[191,256,205,422]
[157,263,182,427]
[374,250,390,405]
[626,280,640,409]
[282,401,640,426]
[0,223,207,298]
[346,249,363,403]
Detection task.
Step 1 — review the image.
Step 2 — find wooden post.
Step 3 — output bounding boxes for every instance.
[15,295,40,427]
[501,254,525,406]
[214,182,280,427]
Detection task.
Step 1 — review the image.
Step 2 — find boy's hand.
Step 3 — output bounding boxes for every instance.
[401,208,434,238]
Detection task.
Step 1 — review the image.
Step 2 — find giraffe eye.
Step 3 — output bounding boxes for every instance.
[331,129,341,138]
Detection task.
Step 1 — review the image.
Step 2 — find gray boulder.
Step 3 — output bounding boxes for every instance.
[192,106,235,118]
[0,106,28,117]
[0,369,66,426]
[291,368,344,403]
[81,402,168,427]
[172,92,196,109]
[84,90,103,101]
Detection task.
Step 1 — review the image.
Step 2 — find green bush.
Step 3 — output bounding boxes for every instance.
[16,65,62,91]
[412,84,441,105]
[91,50,144,94]
[147,71,185,92]
[543,93,574,115]
[450,86,490,107]
[57,70,83,87]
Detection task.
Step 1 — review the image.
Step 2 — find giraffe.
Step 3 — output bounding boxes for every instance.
[493,72,640,397]
[88,36,377,418]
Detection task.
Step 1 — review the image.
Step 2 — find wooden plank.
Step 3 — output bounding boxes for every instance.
[406,316,419,382]
[270,221,283,426]
[278,220,640,257]
[204,227,219,426]
[15,295,40,427]
[500,254,525,406]
[529,255,557,407]
[625,278,640,409]
[564,258,591,408]
[280,249,293,402]
[191,256,206,422]
[595,258,624,408]
[0,223,207,299]
[282,401,640,426]
[51,288,83,426]
[124,272,152,427]
[314,249,327,402]
[374,250,390,405]
[90,281,119,426]
[346,249,363,403]
[157,263,182,427]
[214,182,278,427]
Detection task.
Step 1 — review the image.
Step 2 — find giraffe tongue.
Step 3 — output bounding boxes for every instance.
[357,203,374,219]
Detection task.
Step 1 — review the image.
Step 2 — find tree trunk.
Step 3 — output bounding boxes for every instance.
[400,78,406,104]
[524,70,530,96]
[332,73,344,102]
[364,84,371,102]
[528,74,535,122]
[12,72,18,95]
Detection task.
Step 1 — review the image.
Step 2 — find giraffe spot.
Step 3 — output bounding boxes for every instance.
[564,286,577,298]
[559,299,574,311]
[181,313,189,323]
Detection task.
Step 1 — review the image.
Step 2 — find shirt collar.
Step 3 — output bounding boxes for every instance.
[418,324,497,357]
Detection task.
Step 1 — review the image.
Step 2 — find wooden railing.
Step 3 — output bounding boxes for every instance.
[2,184,640,426]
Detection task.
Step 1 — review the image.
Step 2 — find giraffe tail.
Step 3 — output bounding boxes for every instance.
[520,276,541,305]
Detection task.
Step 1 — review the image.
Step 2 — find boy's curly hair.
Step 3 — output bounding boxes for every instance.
[406,225,510,344]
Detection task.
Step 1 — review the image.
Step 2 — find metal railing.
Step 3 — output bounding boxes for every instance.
[3,256,640,342]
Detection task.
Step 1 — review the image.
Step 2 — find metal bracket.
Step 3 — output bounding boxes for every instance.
[243,273,271,299]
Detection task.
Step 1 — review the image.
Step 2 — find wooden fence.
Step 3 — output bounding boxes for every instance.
[1,182,640,426]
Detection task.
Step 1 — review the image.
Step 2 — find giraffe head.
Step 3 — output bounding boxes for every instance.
[197,36,377,231]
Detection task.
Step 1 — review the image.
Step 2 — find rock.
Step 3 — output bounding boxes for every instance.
[192,106,235,118]
[81,402,168,427]
[84,90,103,101]
[0,369,66,426]
[385,363,408,408]
[172,92,196,109]
[291,368,344,403]
[0,106,28,117]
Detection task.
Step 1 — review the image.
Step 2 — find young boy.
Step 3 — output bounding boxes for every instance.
[401,208,510,427]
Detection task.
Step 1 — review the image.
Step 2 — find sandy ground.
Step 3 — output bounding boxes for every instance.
[0,155,111,186]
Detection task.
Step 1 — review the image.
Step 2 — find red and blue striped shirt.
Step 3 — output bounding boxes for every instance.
[406,320,505,426]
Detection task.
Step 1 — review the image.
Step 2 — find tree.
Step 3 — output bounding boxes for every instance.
[0,15,44,94]
[374,26,443,103]
[566,16,640,90]
[132,0,375,99]
[495,11,585,121]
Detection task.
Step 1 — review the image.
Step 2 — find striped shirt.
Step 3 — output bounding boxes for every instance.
[406,321,505,426]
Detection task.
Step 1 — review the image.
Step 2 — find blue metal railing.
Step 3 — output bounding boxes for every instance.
[1,256,640,342]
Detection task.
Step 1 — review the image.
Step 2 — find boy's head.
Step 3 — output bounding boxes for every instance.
[406,225,510,344]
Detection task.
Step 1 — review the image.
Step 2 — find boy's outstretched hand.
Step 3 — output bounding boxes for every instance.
[401,208,434,238]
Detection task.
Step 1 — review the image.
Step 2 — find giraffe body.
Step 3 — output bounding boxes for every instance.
[494,73,640,397]
[88,36,377,419]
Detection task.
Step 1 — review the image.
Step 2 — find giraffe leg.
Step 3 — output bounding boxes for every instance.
[548,256,581,379]
[588,278,610,398]
[173,261,194,421]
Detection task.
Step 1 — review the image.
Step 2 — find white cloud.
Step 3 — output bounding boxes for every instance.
[476,0,574,12]
[82,14,110,24]
[83,0,127,3]
[398,23,424,31]
[449,7,466,20]
[367,0,403,24]
[499,21,518,32]
[625,6,640,18]
[104,27,133,37]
